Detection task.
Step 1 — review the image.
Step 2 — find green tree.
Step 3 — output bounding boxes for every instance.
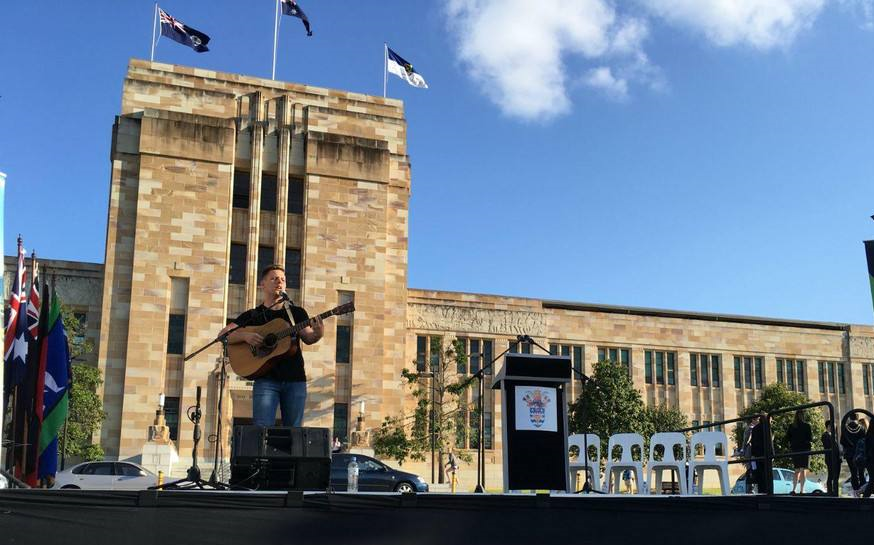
[58,306,106,462]
[642,403,689,437]
[372,338,473,478]
[733,383,826,473]
[569,360,648,459]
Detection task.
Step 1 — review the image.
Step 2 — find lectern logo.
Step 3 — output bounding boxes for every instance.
[521,389,551,428]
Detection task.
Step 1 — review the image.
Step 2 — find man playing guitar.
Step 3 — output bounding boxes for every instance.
[222,265,324,427]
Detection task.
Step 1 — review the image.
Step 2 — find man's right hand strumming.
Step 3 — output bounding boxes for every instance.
[238,331,264,347]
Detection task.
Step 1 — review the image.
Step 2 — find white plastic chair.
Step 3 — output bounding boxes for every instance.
[604,433,646,494]
[647,432,688,495]
[688,431,730,495]
[568,434,600,492]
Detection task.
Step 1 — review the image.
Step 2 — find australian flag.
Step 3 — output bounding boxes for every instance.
[281,0,313,36]
[159,8,210,52]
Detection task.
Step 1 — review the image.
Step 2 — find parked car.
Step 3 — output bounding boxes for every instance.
[330,453,428,493]
[731,468,826,494]
[53,461,158,490]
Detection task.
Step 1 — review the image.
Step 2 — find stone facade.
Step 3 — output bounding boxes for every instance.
[21,60,874,488]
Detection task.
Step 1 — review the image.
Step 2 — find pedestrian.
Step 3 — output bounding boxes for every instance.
[744,416,768,493]
[822,420,838,495]
[786,410,812,494]
[443,449,459,485]
[841,414,867,497]
[622,469,633,494]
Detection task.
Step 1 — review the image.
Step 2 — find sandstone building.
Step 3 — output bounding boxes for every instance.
[11,60,874,486]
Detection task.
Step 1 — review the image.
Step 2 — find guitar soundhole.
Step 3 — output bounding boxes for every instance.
[263,334,277,347]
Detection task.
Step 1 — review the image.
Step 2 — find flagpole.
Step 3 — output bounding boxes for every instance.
[383,43,388,98]
[150,3,158,62]
[272,0,280,80]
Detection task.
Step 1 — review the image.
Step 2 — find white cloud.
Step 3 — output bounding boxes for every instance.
[638,0,827,49]
[444,0,870,121]
[446,0,651,120]
[582,67,629,100]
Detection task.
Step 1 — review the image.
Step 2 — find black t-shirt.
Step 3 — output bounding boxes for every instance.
[234,304,309,383]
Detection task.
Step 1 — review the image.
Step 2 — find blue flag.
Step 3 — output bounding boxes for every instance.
[159,8,210,52]
[281,0,313,36]
[37,290,70,481]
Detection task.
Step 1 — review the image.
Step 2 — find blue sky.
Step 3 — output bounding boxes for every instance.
[1,1,873,324]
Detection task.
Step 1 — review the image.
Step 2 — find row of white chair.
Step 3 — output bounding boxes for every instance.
[568,431,731,495]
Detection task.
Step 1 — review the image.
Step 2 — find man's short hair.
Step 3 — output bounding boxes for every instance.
[260,264,285,280]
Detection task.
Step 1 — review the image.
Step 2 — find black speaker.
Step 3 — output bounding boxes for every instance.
[230,426,331,491]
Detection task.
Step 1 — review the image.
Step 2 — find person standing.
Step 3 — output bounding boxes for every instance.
[862,420,874,498]
[841,414,867,497]
[747,416,769,494]
[822,420,838,495]
[223,265,324,427]
[786,410,812,494]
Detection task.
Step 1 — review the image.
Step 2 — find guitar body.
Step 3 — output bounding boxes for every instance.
[228,318,300,379]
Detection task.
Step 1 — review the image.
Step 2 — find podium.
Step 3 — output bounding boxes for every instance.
[492,353,572,492]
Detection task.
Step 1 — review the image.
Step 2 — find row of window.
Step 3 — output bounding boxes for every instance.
[817,361,847,395]
[864,364,874,396]
[233,171,304,214]
[229,244,301,288]
[734,356,764,390]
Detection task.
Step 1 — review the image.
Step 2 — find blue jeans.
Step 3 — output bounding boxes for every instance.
[252,379,307,427]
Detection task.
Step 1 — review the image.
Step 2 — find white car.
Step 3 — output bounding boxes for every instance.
[53,461,157,490]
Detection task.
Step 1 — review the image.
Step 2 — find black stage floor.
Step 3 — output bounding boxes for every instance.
[1,489,870,545]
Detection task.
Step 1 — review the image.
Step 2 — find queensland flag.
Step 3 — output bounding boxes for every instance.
[281,0,313,36]
[36,289,70,482]
[387,47,428,89]
[159,8,210,52]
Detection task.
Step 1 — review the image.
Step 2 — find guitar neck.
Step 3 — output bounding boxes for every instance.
[275,310,335,341]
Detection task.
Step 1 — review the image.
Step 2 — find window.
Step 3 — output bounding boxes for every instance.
[700,355,709,387]
[260,173,277,212]
[818,362,826,394]
[865,364,872,396]
[164,397,180,441]
[229,243,247,285]
[429,337,442,373]
[667,353,676,386]
[82,462,114,476]
[416,336,427,372]
[551,344,584,379]
[484,412,493,449]
[509,340,531,354]
[597,347,630,376]
[692,354,699,386]
[257,246,275,278]
[483,339,494,376]
[777,359,805,392]
[336,325,351,363]
[838,362,846,394]
[645,350,676,385]
[712,356,721,387]
[288,177,304,214]
[734,355,760,390]
[333,403,349,443]
[754,357,763,389]
[167,314,185,355]
[284,248,301,290]
[233,170,250,208]
[117,463,146,477]
[827,361,836,394]
[457,338,494,375]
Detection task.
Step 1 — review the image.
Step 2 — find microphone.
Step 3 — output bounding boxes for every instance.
[278,291,291,302]
[516,334,532,343]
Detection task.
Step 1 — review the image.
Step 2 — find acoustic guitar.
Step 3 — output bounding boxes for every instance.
[228,302,355,379]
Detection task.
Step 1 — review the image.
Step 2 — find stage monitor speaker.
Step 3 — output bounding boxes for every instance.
[230,426,331,491]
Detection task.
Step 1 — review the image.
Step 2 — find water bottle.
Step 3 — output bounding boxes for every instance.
[347,456,359,492]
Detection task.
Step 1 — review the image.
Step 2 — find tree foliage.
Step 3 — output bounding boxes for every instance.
[569,360,648,455]
[733,383,825,472]
[372,338,474,474]
[58,306,105,462]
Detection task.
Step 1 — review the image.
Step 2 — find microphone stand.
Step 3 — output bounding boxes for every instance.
[174,296,288,489]
[519,335,601,494]
[469,344,512,493]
